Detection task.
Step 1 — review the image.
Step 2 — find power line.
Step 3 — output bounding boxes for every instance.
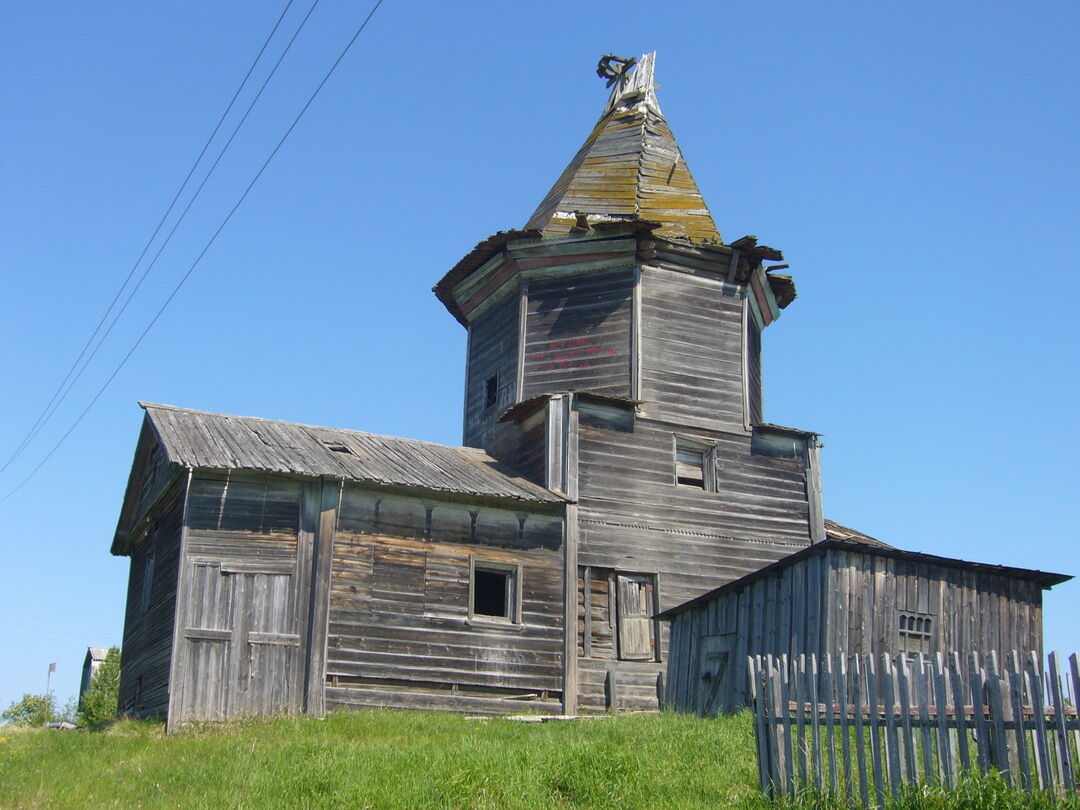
[9,0,322,473]
[0,0,386,505]
[0,0,298,478]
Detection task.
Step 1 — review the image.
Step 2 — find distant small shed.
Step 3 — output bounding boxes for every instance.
[660,529,1070,716]
[80,647,109,699]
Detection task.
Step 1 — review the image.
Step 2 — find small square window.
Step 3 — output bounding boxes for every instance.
[674,436,714,490]
[469,558,521,624]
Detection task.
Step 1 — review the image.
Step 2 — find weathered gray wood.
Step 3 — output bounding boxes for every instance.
[1047,651,1074,790]
[881,654,901,796]
[778,654,795,795]
[916,655,936,785]
[985,651,1010,783]
[865,655,886,805]
[838,655,853,800]
[1070,654,1080,780]
[934,652,955,788]
[969,652,990,774]
[1008,651,1033,789]
[950,651,971,773]
[851,656,870,808]
[822,654,838,793]
[897,655,917,783]
[794,654,808,784]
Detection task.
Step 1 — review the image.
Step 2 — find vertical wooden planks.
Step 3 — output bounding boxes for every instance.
[851,656,870,809]
[897,655,918,783]
[1048,651,1075,790]
[881,654,901,796]
[1009,651,1033,789]
[950,651,971,774]
[933,653,955,788]
[838,655,853,800]
[823,654,839,794]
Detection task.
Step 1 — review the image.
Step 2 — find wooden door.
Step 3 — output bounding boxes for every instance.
[698,633,735,716]
[616,575,655,661]
[179,562,301,721]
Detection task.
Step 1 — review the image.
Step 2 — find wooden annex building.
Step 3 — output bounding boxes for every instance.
[112,54,1069,728]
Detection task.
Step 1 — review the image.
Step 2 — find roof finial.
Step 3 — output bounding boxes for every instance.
[596,54,636,88]
[600,52,659,116]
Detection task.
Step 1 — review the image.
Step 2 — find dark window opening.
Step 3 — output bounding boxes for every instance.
[474,569,509,617]
[470,559,520,624]
[325,442,353,455]
[485,375,498,408]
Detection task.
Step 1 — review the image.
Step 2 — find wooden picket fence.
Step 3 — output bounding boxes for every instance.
[748,651,1080,806]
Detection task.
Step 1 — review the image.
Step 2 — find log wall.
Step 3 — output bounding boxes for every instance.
[324,484,566,715]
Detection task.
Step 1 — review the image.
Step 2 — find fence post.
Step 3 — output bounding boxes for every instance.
[897,655,917,783]
[852,656,870,808]
[916,654,936,785]
[933,653,955,789]
[985,651,1010,783]
[969,652,990,773]
[881,654,901,797]
[950,651,971,775]
[838,655,853,801]
[823,654,839,794]
[1048,652,1075,791]
[1008,651,1033,789]
[1026,652,1053,789]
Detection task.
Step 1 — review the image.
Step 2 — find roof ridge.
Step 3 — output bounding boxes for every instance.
[139,401,487,456]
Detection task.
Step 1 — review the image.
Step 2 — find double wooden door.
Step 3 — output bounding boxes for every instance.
[178,562,303,721]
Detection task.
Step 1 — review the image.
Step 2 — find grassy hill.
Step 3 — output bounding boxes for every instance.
[0,710,762,809]
[2,710,1077,809]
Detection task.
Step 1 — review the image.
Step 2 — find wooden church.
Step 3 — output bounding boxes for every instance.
[112,54,1067,728]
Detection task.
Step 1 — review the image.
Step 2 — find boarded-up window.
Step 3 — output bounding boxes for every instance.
[616,574,656,661]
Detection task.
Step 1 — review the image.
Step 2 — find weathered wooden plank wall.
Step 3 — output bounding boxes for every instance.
[638,267,748,432]
[324,484,565,715]
[118,475,186,717]
[665,547,1049,716]
[463,291,520,449]
[522,268,635,400]
[825,548,1044,658]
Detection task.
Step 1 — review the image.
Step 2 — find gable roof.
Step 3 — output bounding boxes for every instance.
[137,402,566,506]
[524,53,721,243]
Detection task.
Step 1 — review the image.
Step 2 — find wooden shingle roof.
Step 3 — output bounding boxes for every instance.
[139,403,565,505]
[525,53,721,243]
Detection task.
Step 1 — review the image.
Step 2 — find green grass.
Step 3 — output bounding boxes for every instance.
[1,710,1077,809]
[0,710,762,809]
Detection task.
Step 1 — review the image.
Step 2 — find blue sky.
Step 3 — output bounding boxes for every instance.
[2,1,1077,711]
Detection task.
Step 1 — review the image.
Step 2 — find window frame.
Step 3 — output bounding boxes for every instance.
[673,435,717,491]
[468,557,523,627]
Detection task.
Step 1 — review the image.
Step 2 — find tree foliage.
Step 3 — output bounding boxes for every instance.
[1,692,60,727]
[78,647,121,729]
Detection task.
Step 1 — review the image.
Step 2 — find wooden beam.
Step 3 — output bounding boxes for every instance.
[303,477,341,716]
[165,468,194,734]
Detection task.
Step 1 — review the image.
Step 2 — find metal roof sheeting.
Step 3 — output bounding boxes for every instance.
[140,403,565,505]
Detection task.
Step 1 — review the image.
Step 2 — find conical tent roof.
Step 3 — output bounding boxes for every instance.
[525,53,721,243]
